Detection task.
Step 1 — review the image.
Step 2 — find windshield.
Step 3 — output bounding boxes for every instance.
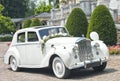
[39,27,68,39]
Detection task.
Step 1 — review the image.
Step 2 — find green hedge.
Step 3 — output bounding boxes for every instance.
[0,36,12,41]
[66,8,88,37]
[30,18,42,27]
[87,5,117,45]
[23,19,32,28]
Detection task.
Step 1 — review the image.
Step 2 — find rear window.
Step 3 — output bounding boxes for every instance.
[17,32,25,43]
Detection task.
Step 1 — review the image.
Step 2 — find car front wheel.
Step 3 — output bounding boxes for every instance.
[52,57,70,78]
[10,56,19,71]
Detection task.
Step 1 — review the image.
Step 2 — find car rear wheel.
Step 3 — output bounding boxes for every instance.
[52,57,70,78]
[93,62,107,72]
[10,56,19,71]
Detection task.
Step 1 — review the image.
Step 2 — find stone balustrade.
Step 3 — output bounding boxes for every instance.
[48,0,96,26]
[48,0,120,26]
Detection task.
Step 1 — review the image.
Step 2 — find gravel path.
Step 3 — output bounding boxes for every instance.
[0,42,120,81]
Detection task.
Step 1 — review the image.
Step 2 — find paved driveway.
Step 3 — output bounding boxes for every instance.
[0,42,120,81]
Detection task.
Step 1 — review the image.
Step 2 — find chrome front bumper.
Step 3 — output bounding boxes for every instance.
[69,58,107,70]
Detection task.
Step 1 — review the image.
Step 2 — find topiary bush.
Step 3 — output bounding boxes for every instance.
[66,8,88,37]
[23,19,32,28]
[30,18,42,27]
[87,5,117,45]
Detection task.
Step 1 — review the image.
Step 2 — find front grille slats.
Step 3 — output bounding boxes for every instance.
[77,39,93,62]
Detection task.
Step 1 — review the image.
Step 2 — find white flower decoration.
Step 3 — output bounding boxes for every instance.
[43,35,47,40]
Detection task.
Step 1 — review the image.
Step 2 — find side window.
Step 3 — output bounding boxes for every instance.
[28,32,38,42]
[17,32,25,43]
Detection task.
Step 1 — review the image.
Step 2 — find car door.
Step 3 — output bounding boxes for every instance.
[16,32,27,65]
[25,31,43,65]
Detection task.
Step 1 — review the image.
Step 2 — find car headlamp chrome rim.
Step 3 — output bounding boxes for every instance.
[94,43,100,47]
[73,44,78,52]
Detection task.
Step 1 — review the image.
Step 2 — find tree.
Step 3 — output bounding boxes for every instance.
[0,4,4,14]
[25,0,37,17]
[34,1,52,15]
[0,0,30,18]
[23,19,32,28]
[30,18,42,27]
[49,0,59,8]
[87,5,117,45]
[0,4,15,34]
[66,8,88,37]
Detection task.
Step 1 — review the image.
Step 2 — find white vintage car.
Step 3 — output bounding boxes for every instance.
[4,26,109,78]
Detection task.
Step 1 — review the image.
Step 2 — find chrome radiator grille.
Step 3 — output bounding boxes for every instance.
[77,39,93,61]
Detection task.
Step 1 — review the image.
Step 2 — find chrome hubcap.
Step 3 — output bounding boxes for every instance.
[53,57,65,78]
[10,57,17,71]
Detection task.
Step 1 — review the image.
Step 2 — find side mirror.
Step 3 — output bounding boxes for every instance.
[90,32,99,41]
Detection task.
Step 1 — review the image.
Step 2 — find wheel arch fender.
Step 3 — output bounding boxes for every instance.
[5,47,21,66]
[49,48,72,68]
[91,40,109,59]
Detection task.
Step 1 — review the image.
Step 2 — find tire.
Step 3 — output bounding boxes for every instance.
[93,62,107,72]
[52,57,70,79]
[10,56,19,71]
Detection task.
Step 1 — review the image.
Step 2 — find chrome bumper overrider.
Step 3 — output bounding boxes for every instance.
[69,58,107,70]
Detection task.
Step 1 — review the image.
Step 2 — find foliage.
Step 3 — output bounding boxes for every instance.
[35,1,52,15]
[0,0,31,18]
[23,19,32,28]
[87,5,117,45]
[0,4,4,14]
[0,15,15,34]
[0,35,12,42]
[109,45,120,55]
[26,0,36,17]
[0,4,15,34]
[66,8,88,37]
[60,0,66,3]
[30,18,42,27]
[49,0,59,8]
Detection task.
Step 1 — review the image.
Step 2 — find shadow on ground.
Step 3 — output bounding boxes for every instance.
[69,68,117,79]
[8,67,117,79]
[8,68,55,77]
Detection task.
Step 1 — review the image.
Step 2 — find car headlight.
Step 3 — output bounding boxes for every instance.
[73,44,78,52]
[94,43,100,47]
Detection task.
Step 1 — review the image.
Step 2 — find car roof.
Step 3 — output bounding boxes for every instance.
[16,26,65,33]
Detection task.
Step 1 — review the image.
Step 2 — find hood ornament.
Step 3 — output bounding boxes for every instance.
[82,34,85,37]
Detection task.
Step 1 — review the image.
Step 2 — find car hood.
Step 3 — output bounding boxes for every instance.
[46,37,83,45]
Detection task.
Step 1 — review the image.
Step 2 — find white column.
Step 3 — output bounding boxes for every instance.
[91,2,97,12]
[61,19,65,26]
[60,7,63,18]
[97,0,110,7]
[109,0,119,22]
